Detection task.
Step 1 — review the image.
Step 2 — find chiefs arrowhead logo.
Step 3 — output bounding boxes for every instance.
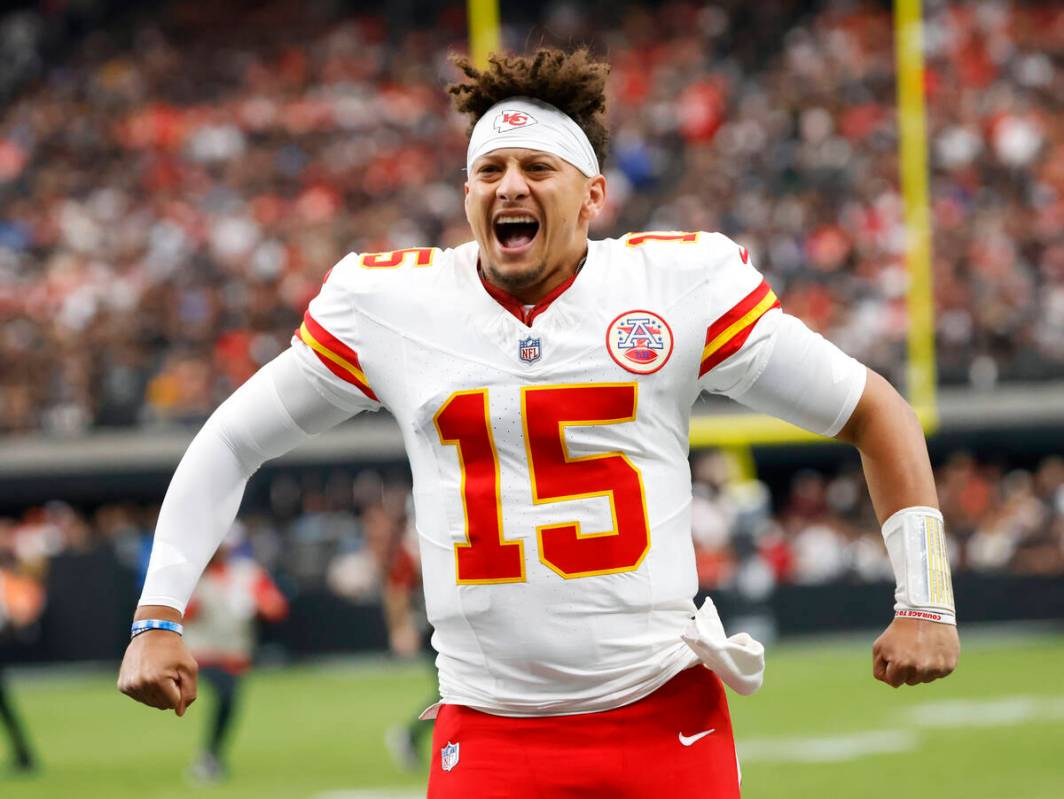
[493,110,538,133]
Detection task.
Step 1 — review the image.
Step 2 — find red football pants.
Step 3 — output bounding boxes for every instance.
[427,666,740,798]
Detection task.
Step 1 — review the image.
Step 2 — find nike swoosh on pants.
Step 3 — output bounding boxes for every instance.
[678,729,716,746]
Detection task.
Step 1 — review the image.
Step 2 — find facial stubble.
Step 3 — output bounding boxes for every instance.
[481,257,550,296]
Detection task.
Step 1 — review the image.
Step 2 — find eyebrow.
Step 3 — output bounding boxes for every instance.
[475,152,561,167]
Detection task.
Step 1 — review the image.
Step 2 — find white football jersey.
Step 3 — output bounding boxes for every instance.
[290,232,852,716]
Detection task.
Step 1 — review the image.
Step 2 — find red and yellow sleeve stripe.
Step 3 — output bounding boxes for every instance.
[296,311,379,401]
[699,279,781,377]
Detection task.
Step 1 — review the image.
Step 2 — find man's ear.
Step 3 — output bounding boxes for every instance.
[582,174,607,222]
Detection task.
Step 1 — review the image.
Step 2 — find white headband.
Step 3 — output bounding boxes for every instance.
[466,96,600,178]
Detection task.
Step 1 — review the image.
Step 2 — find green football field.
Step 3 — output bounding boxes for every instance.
[2,628,1062,798]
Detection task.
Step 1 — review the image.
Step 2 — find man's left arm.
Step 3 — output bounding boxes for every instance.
[834,369,959,687]
[704,306,959,688]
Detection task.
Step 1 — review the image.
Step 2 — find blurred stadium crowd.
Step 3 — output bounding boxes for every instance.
[2,450,1062,619]
[0,1,1061,434]
[689,450,1064,588]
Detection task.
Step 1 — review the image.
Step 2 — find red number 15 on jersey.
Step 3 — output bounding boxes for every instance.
[434,384,651,585]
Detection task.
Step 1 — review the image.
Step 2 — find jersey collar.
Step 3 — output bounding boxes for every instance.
[477,253,587,328]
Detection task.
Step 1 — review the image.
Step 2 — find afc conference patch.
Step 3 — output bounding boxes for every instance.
[519,336,542,364]
[606,310,674,374]
[441,741,460,772]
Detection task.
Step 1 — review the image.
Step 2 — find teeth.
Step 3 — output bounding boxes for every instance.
[496,215,537,224]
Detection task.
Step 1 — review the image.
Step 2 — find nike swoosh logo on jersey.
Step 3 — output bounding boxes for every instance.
[678,728,716,746]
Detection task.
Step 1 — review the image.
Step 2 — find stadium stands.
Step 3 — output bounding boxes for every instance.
[0,1,1061,434]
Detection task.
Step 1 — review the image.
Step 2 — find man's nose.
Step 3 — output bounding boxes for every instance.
[496,166,530,201]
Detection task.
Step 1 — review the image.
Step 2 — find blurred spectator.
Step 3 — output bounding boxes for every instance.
[690,450,744,587]
[0,523,44,774]
[0,1,1060,435]
[182,524,288,784]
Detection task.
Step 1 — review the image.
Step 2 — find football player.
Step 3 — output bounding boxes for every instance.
[182,526,288,783]
[0,533,44,774]
[119,48,959,797]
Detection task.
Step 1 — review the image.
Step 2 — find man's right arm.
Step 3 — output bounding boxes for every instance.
[117,347,355,714]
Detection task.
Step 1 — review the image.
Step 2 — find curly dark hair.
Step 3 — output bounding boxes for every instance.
[447,47,610,168]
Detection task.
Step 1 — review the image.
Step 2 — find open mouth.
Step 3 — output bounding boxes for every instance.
[493,214,540,252]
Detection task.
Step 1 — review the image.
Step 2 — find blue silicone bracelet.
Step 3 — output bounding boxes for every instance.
[130,619,184,639]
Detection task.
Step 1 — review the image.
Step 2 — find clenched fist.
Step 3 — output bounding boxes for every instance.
[872,617,959,688]
[117,606,199,716]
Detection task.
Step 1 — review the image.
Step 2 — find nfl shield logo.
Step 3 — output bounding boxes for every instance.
[441,741,460,772]
[519,336,541,364]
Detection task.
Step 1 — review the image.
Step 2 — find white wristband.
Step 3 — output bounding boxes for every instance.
[882,506,957,626]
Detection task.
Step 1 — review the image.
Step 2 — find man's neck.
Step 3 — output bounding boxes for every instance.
[480,247,588,305]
